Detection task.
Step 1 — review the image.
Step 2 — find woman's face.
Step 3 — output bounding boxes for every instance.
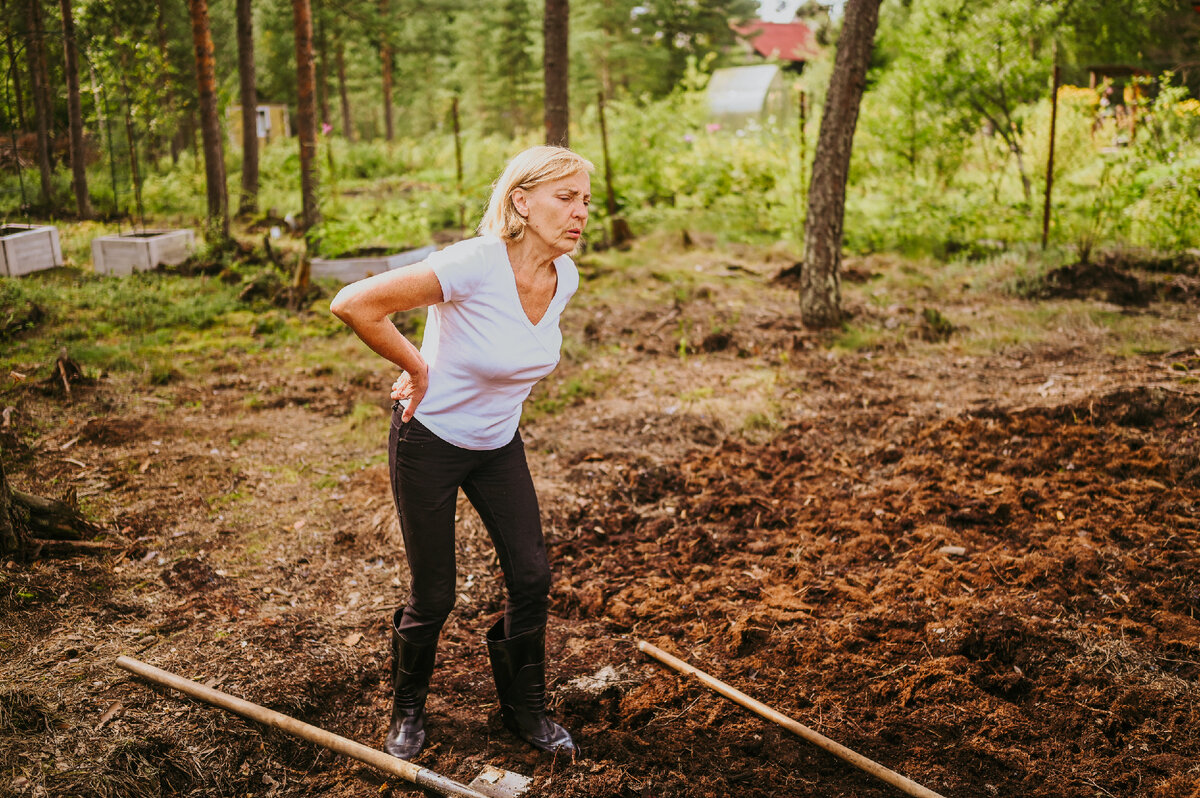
[513,172,591,255]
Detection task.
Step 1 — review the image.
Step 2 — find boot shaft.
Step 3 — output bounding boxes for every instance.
[484,618,575,754]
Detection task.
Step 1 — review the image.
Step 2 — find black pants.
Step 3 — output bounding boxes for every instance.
[388,412,551,646]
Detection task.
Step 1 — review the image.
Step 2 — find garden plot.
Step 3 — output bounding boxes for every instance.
[0,224,62,277]
[1,244,1197,798]
[91,229,195,276]
[311,244,437,283]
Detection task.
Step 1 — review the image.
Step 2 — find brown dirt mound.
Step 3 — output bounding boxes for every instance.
[1032,261,1154,305]
[1032,252,1200,306]
[537,387,1200,797]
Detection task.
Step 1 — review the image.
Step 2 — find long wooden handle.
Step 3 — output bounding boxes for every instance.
[637,641,947,798]
[115,656,491,798]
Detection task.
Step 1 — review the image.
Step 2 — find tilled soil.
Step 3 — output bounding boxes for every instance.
[2,253,1199,798]
[541,386,1200,798]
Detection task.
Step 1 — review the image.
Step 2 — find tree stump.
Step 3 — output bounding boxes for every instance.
[1,443,110,558]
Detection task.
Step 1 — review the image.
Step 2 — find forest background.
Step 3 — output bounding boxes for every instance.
[2,0,1199,265]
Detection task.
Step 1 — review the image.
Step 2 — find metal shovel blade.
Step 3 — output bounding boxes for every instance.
[468,764,533,798]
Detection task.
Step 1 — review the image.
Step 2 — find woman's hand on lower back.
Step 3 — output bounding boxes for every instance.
[391,365,429,422]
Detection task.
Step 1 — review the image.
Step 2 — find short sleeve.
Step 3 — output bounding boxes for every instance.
[427,237,491,303]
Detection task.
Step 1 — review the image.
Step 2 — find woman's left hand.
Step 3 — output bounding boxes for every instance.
[390,364,429,422]
[391,372,414,402]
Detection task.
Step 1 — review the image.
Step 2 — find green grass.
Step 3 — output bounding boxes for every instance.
[327,401,390,448]
[1,266,346,384]
[833,323,891,353]
[525,370,612,422]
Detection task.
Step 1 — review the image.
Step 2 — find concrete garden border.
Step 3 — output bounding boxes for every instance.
[311,244,437,283]
[91,229,195,276]
[0,224,63,277]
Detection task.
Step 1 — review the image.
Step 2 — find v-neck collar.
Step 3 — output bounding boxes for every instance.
[501,241,563,330]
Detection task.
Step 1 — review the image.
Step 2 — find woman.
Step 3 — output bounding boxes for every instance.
[330,146,592,761]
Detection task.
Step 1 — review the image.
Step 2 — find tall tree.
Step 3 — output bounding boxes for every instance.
[3,0,29,132]
[25,0,53,206]
[188,0,229,239]
[902,0,1057,208]
[314,2,330,128]
[154,0,180,161]
[336,39,353,140]
[543,0,568,146]
[626,0,757,96]
[379,0,394,141]
[236,0,258,216]
[59,0,91,217]
[292,0,320,229]
[799,0,881,328]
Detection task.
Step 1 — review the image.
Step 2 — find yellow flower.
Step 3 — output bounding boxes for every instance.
[1058,85,1099,108]
[1173,99,1200,117]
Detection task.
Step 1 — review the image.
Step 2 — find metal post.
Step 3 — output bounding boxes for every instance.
[1041,48,1060,250]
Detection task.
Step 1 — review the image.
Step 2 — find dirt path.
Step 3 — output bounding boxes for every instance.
[2,247,1199,798]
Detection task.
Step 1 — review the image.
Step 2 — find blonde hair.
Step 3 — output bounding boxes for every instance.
[479,146,595,241]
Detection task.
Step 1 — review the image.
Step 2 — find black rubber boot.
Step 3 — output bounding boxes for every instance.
[384,619,437,761]
[485,619,576,756]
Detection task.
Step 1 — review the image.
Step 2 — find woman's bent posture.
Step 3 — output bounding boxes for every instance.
[330,146,592,760]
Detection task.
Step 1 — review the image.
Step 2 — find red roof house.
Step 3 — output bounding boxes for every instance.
[733,21,821,66]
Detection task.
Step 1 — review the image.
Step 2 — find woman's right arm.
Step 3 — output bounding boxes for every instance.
[330,263,444,421]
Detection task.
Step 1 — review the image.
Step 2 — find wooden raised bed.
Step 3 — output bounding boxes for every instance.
[91,229,195,276]
[311,244,437,283]
[0,224,63,277]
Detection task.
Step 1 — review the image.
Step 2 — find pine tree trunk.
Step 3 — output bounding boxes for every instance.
[156,0,179,164]
[236,0,259,217]
[314,5,330,129]
[3,0,28,132]
[188,0,230,240]
[799,0,881,328]
[379,0,394,141]
[59,0,91,218]
[543,0,569,147]
[336,41,353,142]
[26,0,54,206]
[292,0,321,230]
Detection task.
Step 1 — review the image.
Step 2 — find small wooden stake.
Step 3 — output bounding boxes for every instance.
[638,641,947,798]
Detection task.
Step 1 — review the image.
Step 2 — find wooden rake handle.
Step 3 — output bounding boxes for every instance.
[637,641,947,798]
[115,656,492,798]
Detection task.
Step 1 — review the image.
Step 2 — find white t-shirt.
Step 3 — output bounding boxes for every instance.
[408,235,578,450]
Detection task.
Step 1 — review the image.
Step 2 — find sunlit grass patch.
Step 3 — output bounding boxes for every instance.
[679,386,714,403]
[261,464,306,484]
[525,369,613,422]
[327,401,390,448]
[833,323,891,352]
